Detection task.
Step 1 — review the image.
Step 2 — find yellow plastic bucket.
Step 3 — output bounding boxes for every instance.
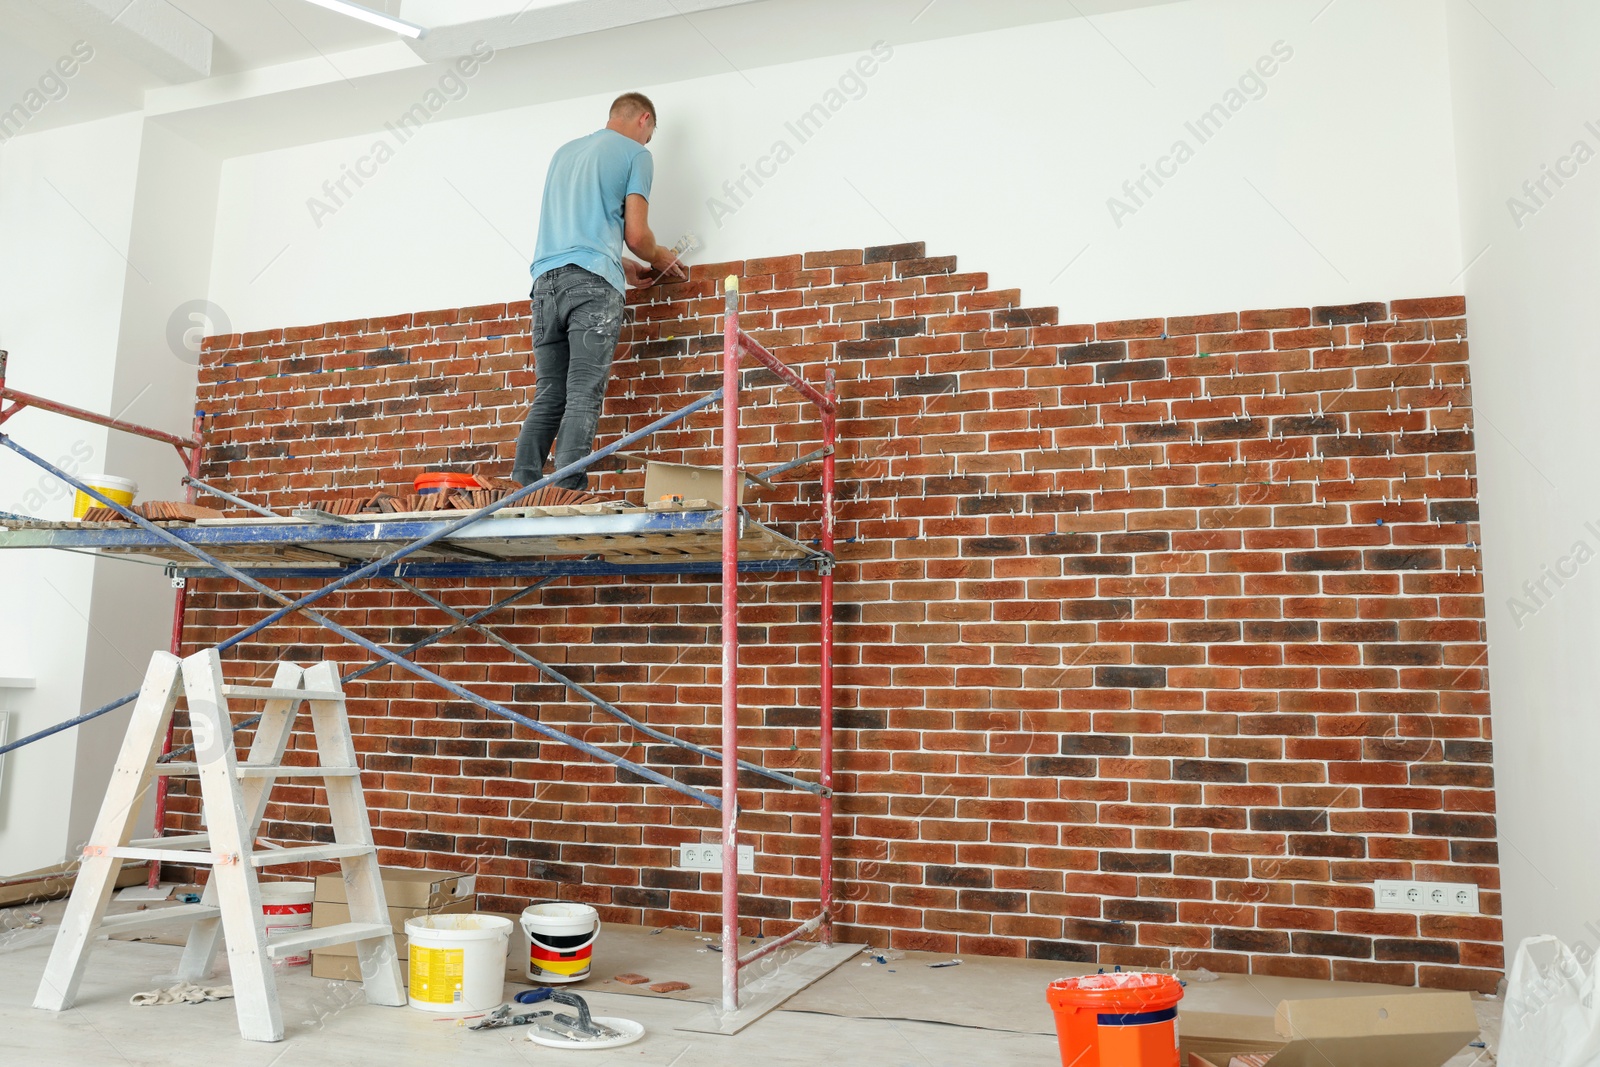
[404,913,511,1012]
[73,474,137,519]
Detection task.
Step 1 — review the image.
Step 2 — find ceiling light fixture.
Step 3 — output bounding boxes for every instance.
[299,0,427,39]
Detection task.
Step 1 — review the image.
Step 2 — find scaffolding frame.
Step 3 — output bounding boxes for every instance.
[0,275,840,1016]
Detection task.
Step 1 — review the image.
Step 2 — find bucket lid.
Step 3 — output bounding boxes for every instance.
[405,913,512,939]
[414,472,478,490]
[1047,971,1184,1012]
[522,902,598,920]
[81,474,138,491]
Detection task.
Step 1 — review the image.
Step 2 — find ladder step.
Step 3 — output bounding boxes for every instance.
[106,845,217,864]
[266,921,392,959]
[105,840,373,866]
[125,833,209,851]
[221,685,345,702]
[238,765,361,778]
[251,843,374,867]
[149,763,361,778]
[98,904,220,933]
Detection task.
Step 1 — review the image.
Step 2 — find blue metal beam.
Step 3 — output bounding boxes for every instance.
[169,558,823,580]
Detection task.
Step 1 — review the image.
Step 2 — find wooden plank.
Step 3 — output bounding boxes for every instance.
[250,843,372,867]
[223,685,343,702]
[97,904,221,932]
[108,846,218,865]
[236,765,361,778]
[127,833,208,850]
[265,921,392,958]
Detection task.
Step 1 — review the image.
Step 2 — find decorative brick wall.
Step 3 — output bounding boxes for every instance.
[178,242,1499,992]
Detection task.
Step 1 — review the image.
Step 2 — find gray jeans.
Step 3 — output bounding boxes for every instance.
[513,266,626,490]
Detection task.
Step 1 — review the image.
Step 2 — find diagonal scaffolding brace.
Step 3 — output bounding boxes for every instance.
[389,578,828,796]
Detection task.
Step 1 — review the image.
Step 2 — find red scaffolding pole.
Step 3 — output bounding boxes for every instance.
[719,280,839,1013]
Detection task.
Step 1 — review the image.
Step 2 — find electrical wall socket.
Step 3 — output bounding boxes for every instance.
[677,843,754,873]
[1374,879,1479,914]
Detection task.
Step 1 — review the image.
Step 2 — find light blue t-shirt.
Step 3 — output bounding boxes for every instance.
[530,129,654,294]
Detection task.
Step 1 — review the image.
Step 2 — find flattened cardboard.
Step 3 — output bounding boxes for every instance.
[313,867,474,909]
[643,462,742,508]
[0,861,148,907]
[1183,991,1478,1067]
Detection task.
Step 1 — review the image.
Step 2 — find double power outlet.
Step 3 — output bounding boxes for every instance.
[676,843,755,873]
[1374,879,1479,914]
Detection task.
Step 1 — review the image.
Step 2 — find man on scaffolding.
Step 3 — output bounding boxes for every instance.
[513,91,686,493]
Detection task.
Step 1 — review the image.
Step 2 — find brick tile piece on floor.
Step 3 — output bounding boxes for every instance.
[649,981,691,994]
[612,973,651,985]
[183,245,1496,997]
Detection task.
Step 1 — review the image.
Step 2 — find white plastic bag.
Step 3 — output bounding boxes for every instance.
[1501,934,1600,1067]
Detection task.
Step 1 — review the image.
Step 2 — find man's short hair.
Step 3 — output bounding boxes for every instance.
[610,92,656,124]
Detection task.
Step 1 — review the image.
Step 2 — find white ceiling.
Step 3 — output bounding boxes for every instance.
[0,0,1188,148]
[170,0,399,75]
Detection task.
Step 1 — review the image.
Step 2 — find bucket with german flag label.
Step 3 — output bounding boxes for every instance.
[520,902,600,984]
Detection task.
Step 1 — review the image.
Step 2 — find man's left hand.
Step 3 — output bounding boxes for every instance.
[624,259,656,288]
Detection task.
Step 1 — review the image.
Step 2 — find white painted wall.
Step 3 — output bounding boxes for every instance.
[0,113,144,876]
[1446,0,1600,953]
[66,119,222,855]
[207,0,1464,332]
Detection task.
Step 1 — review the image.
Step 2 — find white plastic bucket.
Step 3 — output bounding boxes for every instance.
[404,913,511,1012]
[258,881,314,966]
[72,474,137,519]
[520,902,599,983]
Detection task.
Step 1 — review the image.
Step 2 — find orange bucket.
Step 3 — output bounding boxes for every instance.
[1046,972,1184,1067]
[414,472,477,495]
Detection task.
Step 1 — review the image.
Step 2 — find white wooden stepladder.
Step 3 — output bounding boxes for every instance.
[33,648,406,1041]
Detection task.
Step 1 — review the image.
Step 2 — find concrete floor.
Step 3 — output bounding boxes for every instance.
[0,898,1501,1066]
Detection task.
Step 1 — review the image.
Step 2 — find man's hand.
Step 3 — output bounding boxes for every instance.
[624,259,654,288]
[649,249,687,282]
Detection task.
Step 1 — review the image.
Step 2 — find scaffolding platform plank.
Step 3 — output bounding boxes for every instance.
[0,506,827,576]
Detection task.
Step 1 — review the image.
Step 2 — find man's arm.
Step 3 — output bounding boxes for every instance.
[624,194,685,280]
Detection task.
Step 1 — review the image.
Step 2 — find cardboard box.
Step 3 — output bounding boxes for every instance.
[312,951,406,983]
[310,895,475,958]
[642,461,742,508]
[1182,991,1479,1067]
[313,867,474,910]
